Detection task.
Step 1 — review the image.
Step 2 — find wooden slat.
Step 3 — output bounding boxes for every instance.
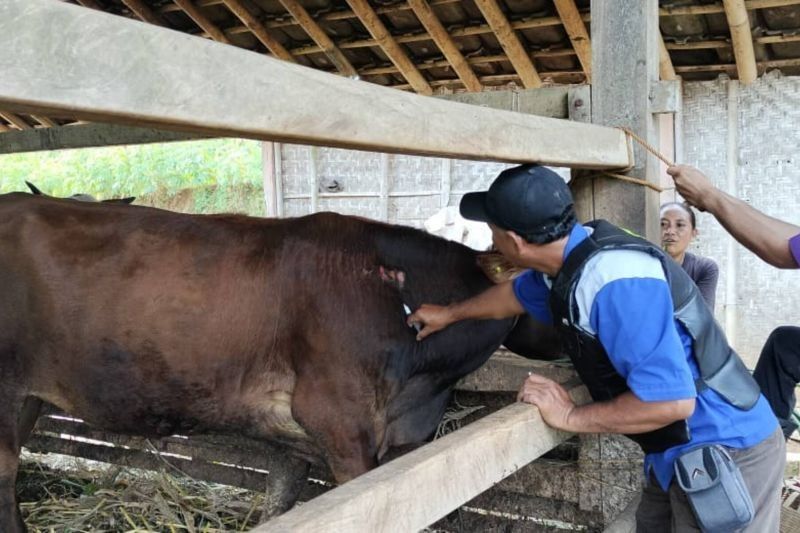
[74,0,103,9]
[552,0,592,83]
[473,0,542,89]
[660,0,800,16]
[390,70,585,90]
[255,384,590,532]
[723,0,757,83]
[173,0,231,43]
[407,0,482,92]
[119,0,165,26]
[222,0,294,61]
[277,0,354,74]
[674,57,800,73]
[0,0,631,168]
[360,51,573,76]
[0,111,32,130]
[345,0,432,95]
[659,34,677,80]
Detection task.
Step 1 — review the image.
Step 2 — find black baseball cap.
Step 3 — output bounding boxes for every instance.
[460,164,577,244]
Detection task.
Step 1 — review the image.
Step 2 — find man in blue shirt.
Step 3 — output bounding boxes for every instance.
[409,165,783,531]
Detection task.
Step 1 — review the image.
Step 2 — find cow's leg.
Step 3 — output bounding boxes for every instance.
[0,394,30,533]
[291,377,379,483]
[260,451,310,522]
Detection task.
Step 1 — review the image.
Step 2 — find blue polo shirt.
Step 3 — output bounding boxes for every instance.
[513,224,777,490]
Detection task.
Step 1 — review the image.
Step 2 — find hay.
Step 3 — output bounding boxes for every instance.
[17,456,265,532]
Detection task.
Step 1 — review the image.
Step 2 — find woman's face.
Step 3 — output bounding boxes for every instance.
[660,207,697,259]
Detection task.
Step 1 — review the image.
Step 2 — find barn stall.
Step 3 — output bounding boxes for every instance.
[1,0,799,531]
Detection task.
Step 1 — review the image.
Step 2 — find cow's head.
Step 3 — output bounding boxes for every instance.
[26,181,136,204]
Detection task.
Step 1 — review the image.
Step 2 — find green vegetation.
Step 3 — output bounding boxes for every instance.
[0,138,266,215]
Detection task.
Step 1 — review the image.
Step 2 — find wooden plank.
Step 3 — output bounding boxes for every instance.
[222,0,295,61]
[456,353,575,392]
[659,0,800,16]
[119,0,165,26]
[552,0,592,83]
[589,0,660,240]
[255,384,590,532]
[345,0,432,95]
[473,0,542,89]
[277,0,354,73]
[0,111,32,130]
[174,0,231,44]
[407,0,482,92]
[723,0,757,84]
[0,0,630,168]
[0,123,207,154]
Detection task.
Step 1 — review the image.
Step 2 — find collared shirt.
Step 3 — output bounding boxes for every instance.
[512,224,777,490]
[790,233,800,267]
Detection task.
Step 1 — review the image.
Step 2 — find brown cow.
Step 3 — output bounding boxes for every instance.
[0,193,556,532]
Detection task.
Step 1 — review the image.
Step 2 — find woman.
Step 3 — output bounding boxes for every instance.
[660,202,719,311]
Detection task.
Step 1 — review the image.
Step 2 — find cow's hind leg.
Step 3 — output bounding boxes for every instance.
[260,450,310,522]
[0,394,36,533]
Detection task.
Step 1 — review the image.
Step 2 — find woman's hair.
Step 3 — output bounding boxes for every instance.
[660,201,697,229]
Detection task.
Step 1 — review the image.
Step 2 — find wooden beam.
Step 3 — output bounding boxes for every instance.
[254,384,590,533]
[473,0,542,88]
[173,0,231,43]
[660,0,800,16]
[723,0,757,84]
[360,51,574,76]
[222,0,294,61]
[588,0,661,240]
[30,115,57,128]
[0,111,32,130]
[659,34,677,81]
[674,57,800,73]
[407,0,482,92]
[119,0,165,26]
[0,0,631,168]
[0,123,207,154]
[345,0,432,95]
[0,123,10,133]
[552,0,592,83]
[276,0,353,74]
[390,70,585,90]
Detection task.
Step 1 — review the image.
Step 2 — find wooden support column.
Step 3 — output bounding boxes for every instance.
[658,34,677,80]
[722,0,757,83]
[261,141,278,217]
[584,0,660,240]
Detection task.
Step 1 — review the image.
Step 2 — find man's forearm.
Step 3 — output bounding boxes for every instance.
[448,280,524,321]
[563,392,695,434]
[707,189,800,269]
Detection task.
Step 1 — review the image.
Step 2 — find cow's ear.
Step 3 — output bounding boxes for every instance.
[477,253,523,284]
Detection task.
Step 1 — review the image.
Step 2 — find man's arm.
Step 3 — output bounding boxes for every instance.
[408,280,524,340]
[518,374,695,434]
[668,165,800,269]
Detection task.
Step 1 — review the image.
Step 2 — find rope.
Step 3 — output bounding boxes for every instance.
[573,126,673,192]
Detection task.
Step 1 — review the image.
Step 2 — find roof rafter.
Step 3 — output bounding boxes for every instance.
[407,0,482,91]
[552,0,591,83]
[74,0,103,9]
[277,0,356,74]
[119,0,166,26]
[473,0,541,88]
[345,0,433,95]
[0,111,32,130]
[31,115,57,128]
[173,0,231,44]
[221,0,294,61]
[722,0,757,83]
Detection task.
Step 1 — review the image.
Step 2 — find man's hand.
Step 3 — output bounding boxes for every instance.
[407,304,454,341]
[517,373,576,431]
[666,165,719,212]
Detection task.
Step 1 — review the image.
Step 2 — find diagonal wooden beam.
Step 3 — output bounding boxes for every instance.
[173,0,231,44]
[31,115,57,128]
[659,33,677,80]
[722,0,757,83]
[552,0,591,83]
[277,0,355,74]
[407,0,482,92]
[221,0,294,61]
[119,0,166,26]
[473,0,542,88]
[345,0,433,95]
[0,111,32,130]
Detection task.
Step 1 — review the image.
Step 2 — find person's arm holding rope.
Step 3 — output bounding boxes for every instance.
[668,164,800,269]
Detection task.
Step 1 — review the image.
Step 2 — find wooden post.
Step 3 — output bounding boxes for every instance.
[379,153,390,221]
[587,0,661,240]
[261,141,278,217]
[308,146,319,214]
